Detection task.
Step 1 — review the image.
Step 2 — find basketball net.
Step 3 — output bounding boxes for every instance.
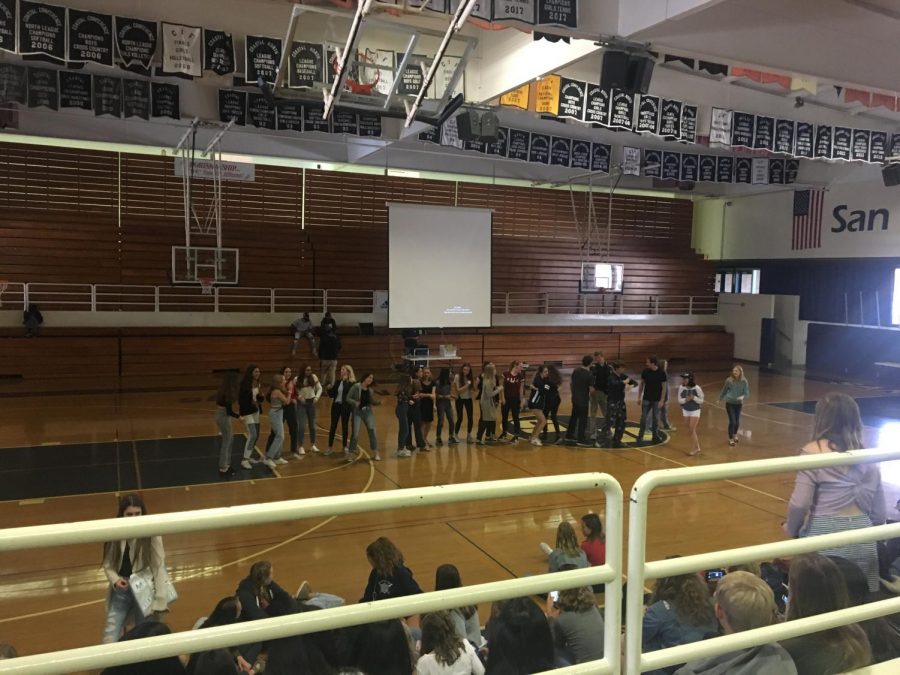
[199,277,215,296]
[338,50,381,95]
[0,280,7,307]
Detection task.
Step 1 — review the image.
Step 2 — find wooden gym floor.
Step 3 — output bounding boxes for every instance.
[1,365,899,669]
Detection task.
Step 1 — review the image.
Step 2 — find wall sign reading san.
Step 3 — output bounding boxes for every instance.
[832,204,889,233]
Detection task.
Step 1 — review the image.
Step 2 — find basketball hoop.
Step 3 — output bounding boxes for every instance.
[199,277,215,296]
[0,280,8,307]
[338,50,381,95]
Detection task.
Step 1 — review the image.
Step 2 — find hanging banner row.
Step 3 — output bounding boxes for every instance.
[0,62,179,118]
[709,107,899,164]
[370,1,577,29]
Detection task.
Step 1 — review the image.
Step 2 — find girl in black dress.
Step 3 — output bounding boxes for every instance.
[528,366,550,446]
[420,368,436,448]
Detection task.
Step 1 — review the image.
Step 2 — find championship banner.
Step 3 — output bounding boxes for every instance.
[852,129,871,163]
[493,0,536,24]
[730,111,754,148]
[709,107,732,146]
[203,29,235,76]
[528,132,550,164]
[432,54,462,99]
[275,101,303,132]
[590,142,610,173]
[751,157,769,185]
[537,0,577,29]
[303,103,329,133]
[26,66,56,109]
[68,9,114,66]
[549,136,571,167]
[635,94,659,134]
[644,149,662,177]
[785,159,800,183]
[584,85,609,126]
[661,151,681,180]
[535,75,560,114]
[288,42,324,88]
[500,83,529,110]
[218,89,246,125]
[794,122,814,157]
[115,17,158,71]
[419,125,440,144]
[93,75,121,117]
[440,113,462,148]
[59,70,91,110]
[680,104,697,143]
[162,23,202,77]
[463,137,486,153]
[622,146,641,176]
[358,112,381,137]
[659,98,682,139]
[450,0,490,22]
[247,92,276,129]
[245,35,282,85]
[716,156,734,183]
[753,115,774,151]
[774,119,795,155]
[151,81,179,119]
[18,1,65,61]
[123,78,150,120]
[609,89,634,130]
[734,157,752,184]
[769,158,785,184]
[332,108,358,135]
[570,139,590,169]
[556,77,585,120]
[395,53,427,96]
[486,127,509,157]
[831,126,852,161]
[0,0,15,53]
[680,153,698,182]
[870,131,887,163]
[698,155,716,182]
[814,125,832,159]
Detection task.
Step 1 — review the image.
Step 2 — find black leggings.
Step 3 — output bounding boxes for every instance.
[328,402,351,448]
[726,402,742,439]
[542,398,561,437]
[455,398,474,435]
[477,419,496,441]
[501,399,521,437]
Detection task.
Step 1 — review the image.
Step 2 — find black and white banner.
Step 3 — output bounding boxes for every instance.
[556,76,585,120]
[795,122,814,158]
[731,112,754,148]
[93,75,121,117]
[680,104,697,143]
[275,101,303,132]
[832,126,852,161]
[698,155,716,182]
[753,115,774,151]
[814,125,832,159]
[644,149,661,177]
[332,108,358,135]
[289,42,324,88]
[218,88,246,125]
[115,17,158,70]
[609,89,634,130]
[68,9,113,66]
[59,70,90,109]
[123,78,150,119]
[18,1,65,61]
[537,0,577,28]
[151,81,179,119]
[622,146,641,176]
[549,136,571,167]
[26,65,56,109]
[247,92,276,129]
[162,23,202,77]
[635,94,659,134]
[493,0,536,24]
[395,53,426,96]
[680,153,698,182]
[303,103,330,133]
[570,139,590,170]
[591,142,610,173]
[584,85,610,126]
[528,132,550,164]
[709,107,732,146]
[507,128,530,161]
[659,99,682,139]
[0,0,15,54]
[245,35,281,85]
[774,119,795,155]
[202,29,235,76]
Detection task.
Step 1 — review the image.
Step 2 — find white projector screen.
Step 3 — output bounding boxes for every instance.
[388,203,492,328]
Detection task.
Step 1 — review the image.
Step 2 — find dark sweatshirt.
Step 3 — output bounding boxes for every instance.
[359,564,423,603]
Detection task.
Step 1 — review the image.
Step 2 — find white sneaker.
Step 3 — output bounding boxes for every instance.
[297,447,306,456]
[311,445,320,453]
[398,449,412,458]
[275,457,289,465]
[240,459,253,470]
[531,438,543,447]
[263,458,277,469]
[539,542,553,556]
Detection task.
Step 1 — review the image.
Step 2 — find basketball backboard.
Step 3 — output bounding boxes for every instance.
[171,246,239,285]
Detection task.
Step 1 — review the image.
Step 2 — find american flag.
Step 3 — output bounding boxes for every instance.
[792,189,825,250]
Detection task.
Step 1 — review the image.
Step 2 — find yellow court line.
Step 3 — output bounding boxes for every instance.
[0,451,377,624]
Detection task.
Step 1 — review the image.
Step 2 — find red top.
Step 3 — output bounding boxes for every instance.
[581,539,606,566]
[503,371,524,401]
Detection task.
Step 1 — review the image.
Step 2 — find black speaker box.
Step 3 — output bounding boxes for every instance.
[600,51,654,94]
[456,110,481,141]
[883,164,900,187]
[627,55,655,94]
[479,111,499,141]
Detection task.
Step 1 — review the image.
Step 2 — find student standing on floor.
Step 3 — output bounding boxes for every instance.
[542,365,563,444]
[101,494,173,643]
[214,371,241,478]
[266,368,298,460]
[408,369,427,452]
[296,364,322,455]
[500,361,525,443]
[637,356,667,445]
[420,368,437,447]
[565,355,594,447]
[719,365,750,446]
[589,352,611,441]
[264,373,291,468]
[396,375,416,458]
[238,365,264,470]
[678,372,705,457]
[434,367,457,446]
[453,363,475,443]
[476,363,504,443]
[326,364,355,457]
[318,325,342,390]
[658,358,676,433]
[528,365,550,446]
[606,362,637,448]
[347,372,382,462]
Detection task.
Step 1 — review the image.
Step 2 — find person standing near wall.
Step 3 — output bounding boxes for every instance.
[500,360,525,443]
[565,355,594,447]
[719,365,750,447]
[214,372,240,478]
[605,362,637,448]
[589,352,610,441]
[238,365,264,470]
[297,365,323,455]
[637,356,667,445]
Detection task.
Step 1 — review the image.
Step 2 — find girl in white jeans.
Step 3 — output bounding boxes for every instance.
[265,374,291,469]
[101,494,171,643]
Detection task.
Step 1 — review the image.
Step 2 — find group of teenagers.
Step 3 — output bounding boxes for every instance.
[211,352,757,474]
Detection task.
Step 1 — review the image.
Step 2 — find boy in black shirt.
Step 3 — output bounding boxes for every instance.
[590,352,612,441]
[604,362,637,447]
[637,356,667,445]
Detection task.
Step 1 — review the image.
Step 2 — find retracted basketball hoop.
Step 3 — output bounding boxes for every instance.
[338,50,380,95]
[0,279,8,307]
[199,277,215,296]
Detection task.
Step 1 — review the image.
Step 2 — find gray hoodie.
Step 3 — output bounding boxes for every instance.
[674,643,797,675]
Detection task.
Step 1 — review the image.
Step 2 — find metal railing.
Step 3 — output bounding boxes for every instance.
[0,473,623,675]
[0,283,719,317]
[624,447,900,675]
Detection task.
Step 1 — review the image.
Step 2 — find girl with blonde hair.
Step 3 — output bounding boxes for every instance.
[718,364,750,446]
[264,373,291,469]
[476,362,503,444]
[539,521,589,573]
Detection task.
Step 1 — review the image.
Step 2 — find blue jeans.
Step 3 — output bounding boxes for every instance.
[436,399,455,440]
[297,401,317,446]
[103,585,145,643]
[267,408,285,459]
[638,400,660,439]
[726,402,742,438]
[242,422,259,460]
[215,407,234,470]
[350,407,378,453]
[396,402,410,450]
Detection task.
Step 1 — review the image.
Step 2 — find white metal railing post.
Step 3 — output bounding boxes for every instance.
[23,282,29,308]
[582,294,587,314]
[90,285,97,312]
[505,292,509,314]
[213,286,219,312]
[653,296,659,314]
[544,292,550,314]
[623,447,900,675]
[323,288,329,313]
[154,287,160,312]
[688,296,693,315]
[270,288,276,313]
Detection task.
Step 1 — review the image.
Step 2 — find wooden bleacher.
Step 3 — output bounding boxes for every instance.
[0,325,734,395]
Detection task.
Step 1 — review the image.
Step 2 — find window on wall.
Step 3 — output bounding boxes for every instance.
[715,268,760,294]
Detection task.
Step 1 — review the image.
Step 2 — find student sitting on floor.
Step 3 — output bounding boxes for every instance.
[539,521,589,573]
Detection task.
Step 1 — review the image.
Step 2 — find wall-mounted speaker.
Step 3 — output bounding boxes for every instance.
[600,50,655,94]
[456,110,500,142]
[882,163,900,187]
